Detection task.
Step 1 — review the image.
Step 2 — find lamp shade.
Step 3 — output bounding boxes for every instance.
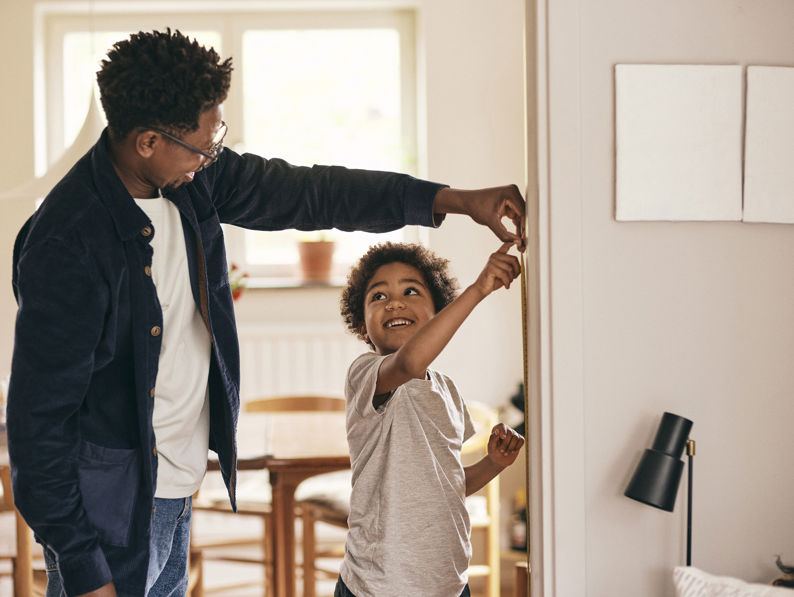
[0,92,105,202]
[625,412,693,512]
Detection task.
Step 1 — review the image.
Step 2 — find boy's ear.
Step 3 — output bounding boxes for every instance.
[358,325,376,349]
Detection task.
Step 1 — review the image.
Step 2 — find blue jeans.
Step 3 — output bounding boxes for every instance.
[334,576,471,597]
[145,496,193,597]
[44,496,192,597]
[43,548,66,597]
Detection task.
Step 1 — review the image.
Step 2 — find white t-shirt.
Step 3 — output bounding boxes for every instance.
[340,351,476,597]
[134,196,211,499]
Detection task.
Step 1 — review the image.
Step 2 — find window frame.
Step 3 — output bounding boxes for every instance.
[39,5,423,284]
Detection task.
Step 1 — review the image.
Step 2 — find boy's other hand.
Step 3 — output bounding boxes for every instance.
[486,423,525,468]
[473,242,521,297]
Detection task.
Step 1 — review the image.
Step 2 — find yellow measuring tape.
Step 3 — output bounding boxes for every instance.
[519,230,531,587]
[520,257,529,415]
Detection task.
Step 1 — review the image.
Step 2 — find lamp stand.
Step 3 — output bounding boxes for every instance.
[686,439,695,566]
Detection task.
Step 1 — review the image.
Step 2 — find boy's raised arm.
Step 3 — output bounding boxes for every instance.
[374,242,520,396]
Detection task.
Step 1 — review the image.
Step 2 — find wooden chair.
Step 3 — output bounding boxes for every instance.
[1,465,204,597]
[187,548,205,597]
[300,400,502,597]
[298,471,351,597]
[513,560,529,597]
[191,394,347,596]
[0,464,46,596]
[463,401,501,597]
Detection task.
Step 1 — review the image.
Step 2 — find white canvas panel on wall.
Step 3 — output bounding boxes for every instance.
[743,66,794,224]
[615,64,743,221]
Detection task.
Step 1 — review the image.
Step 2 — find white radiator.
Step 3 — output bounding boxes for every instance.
[237,322,363,401]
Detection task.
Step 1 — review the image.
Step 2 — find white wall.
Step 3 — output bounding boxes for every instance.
[0,2,37,371]
[536,0,794,595]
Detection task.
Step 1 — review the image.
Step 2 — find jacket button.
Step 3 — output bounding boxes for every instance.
[152,447,158,456]
[149,387,156,398]
[150,326,161,337]
[144,266,152,277]
[141,226,152,237]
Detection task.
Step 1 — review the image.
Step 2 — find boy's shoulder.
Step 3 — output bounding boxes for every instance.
[345,351,383,394]
[346,351,381,377]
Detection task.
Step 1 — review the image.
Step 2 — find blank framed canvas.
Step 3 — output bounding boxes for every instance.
[743,66,794,223]
[615,64,743,221]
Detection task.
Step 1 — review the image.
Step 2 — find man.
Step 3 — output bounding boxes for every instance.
[7,29,525,597]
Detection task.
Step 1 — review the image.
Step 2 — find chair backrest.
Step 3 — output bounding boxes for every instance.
[244,395,346,414]
[462,401,499,456]
[0,464,13,511]
[238,395,349,457]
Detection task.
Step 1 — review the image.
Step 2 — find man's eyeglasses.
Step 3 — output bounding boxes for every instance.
[150,121,228,171]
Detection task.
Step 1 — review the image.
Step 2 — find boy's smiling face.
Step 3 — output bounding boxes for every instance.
[361,262,437,355]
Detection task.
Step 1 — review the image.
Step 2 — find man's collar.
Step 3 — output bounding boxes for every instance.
[90,129,154,241]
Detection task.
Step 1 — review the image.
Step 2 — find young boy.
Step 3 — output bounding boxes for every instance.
[337,242,526,597]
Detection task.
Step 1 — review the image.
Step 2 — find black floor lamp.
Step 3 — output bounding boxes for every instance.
[624,412,695,566]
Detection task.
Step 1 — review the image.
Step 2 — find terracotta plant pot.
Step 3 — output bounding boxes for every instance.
[298,240,335,283]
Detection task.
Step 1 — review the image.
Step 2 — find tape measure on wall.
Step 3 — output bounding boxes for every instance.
[520,257,529,414]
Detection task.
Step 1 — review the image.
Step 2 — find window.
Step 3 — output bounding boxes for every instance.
[41,7,419,284]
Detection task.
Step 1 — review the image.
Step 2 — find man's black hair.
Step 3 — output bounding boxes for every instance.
[97,28,233,139]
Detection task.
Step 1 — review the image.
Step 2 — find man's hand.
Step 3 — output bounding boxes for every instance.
[486,423,525,469]
[471,242,521,297]
[433,185,526,250]
[77,582,117,597]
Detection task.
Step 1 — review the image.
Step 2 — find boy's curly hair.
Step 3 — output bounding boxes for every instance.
[97,29,233,139]
[340,242,459,342]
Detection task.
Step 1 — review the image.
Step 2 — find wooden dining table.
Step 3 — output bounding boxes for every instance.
[264,454,350,597]
[228,451,350,597]
[227,412,351,597]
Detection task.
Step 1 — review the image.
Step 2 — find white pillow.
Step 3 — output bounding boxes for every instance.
[674,566,793,597]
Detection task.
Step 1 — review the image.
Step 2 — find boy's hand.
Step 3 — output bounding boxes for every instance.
[472,242,521,297]
[486,423,525,468]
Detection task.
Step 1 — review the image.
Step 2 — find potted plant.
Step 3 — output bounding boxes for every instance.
[228,262,249,301]
[297,231,336,284]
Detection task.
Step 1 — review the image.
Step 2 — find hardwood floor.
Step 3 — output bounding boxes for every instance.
[0,511,524,597]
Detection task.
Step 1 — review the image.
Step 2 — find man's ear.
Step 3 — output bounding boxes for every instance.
[135,131,160,159]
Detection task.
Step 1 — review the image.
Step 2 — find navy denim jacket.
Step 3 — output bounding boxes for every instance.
[7,129,444,596]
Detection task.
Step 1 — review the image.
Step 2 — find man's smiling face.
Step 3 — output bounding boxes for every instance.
[152,105,224,190]
[361,261,437,355]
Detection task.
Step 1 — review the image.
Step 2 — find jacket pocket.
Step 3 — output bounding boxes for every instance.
[77,441,140,547]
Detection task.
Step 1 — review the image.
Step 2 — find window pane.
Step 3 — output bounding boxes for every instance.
[241,28,407,268]
[246,229,298,266]
[242,28,402,168]
[62,31,125,145]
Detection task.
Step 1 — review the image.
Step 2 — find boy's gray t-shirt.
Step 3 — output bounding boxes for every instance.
[340,351,476,597]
